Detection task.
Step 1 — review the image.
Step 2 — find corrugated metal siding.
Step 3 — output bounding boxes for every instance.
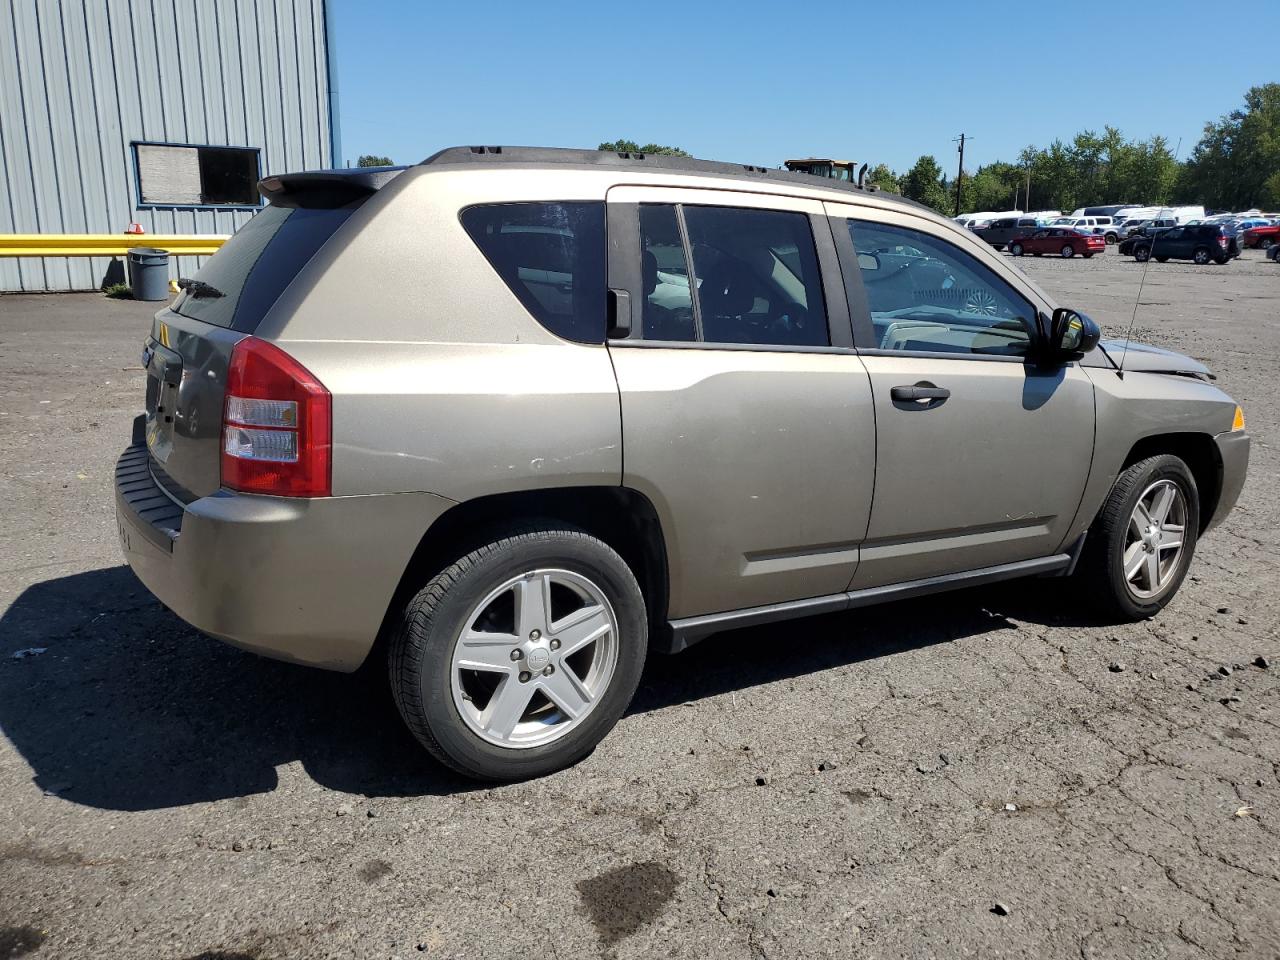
[0,0,333,292]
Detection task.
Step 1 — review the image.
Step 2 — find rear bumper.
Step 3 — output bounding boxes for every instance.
[1207,430,1249,533]
[115,439,456,671]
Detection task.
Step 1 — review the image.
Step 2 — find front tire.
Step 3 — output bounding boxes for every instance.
[1061,244,1075,258]
[1134,245,1151,262]
[389,525,648,780]
[1193,247,1211,265]
[1010,242,1024,256]
[1078,455,1199,621]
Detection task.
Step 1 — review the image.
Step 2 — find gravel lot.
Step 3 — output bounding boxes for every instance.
[1,249,1277,960]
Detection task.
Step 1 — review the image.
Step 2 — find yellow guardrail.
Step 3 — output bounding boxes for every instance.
[0,234,228,257]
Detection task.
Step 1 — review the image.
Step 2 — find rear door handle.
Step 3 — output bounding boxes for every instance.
[890,383,950,402]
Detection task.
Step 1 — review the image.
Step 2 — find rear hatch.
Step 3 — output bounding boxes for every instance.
[140,168,402,502]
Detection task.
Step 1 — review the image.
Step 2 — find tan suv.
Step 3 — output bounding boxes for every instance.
[115,147,1249,780]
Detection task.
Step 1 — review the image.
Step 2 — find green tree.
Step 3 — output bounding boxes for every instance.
[900,155,950,213]
[1178,83,1280,209]
[357,154,394,167]
[597,140,691,157]
[865,162,899,193]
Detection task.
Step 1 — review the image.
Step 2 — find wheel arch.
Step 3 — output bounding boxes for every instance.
[1121,433,1223,533]
[373,486,672,664]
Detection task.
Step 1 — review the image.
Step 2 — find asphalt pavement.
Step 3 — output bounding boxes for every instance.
[1,249,1277,959]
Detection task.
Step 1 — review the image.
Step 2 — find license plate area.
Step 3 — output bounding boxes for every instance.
[144,340,183,464]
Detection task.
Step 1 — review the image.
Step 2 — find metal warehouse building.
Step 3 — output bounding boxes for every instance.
[0,0,338,292]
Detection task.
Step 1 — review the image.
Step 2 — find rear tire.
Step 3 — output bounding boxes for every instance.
[389,525,648,781]
[1010,242,1024,256]
[1077,455,1199,621]
[1105,232,1118,244]
[1193,247,1211,265]
[1061,244,1075,258]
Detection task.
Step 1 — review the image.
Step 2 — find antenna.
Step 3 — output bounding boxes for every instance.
[1117,136,1183,377]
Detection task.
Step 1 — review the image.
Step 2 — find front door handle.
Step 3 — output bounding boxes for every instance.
[890,383,951,403]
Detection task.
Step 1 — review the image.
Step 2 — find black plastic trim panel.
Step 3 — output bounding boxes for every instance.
[665,553,1071,652]
[115,443,183,552]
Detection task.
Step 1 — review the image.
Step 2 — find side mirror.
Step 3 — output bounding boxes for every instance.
[1048,307,1100,361]
[856,251,881,271]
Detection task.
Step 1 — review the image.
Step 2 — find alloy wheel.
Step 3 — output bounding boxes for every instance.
[450,569,619,749]
[1122,479,1187,600]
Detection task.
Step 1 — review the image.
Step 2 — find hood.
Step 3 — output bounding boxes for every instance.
[1084,340,1213,379]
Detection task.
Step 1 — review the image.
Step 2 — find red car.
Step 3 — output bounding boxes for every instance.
[1009,228,1106,259]
[1242,224,1279,249]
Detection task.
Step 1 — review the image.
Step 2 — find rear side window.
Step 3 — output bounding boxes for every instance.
[461,202,606,344]
[172,203,358,332]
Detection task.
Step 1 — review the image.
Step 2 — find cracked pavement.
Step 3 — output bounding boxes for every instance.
[1,249,1278,959]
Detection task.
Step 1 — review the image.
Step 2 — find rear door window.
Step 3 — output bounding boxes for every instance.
[461,202,606,343]
[171,203,359,332]
[682,205,829,347]
[639,205,696,342]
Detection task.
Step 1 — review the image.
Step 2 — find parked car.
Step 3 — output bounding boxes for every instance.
[114,146,1249,780]
[1070,204,1133,218]
[1242,224,1280,249]
[1125,218,1178,237]
[1268,243,1280,263]
[1119,224,1240,263]
[1009,228,1105,258]
[973,216,1040,249]
[1051,216,1119,243]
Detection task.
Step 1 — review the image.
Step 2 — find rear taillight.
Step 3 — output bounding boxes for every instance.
[1218,235,1229,249]
[221,337,331,497]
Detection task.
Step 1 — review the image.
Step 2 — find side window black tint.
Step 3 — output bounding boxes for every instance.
[848,219,1035,357]
[639,205,695,342]
[461,201,606,343]
[682,206,829,347]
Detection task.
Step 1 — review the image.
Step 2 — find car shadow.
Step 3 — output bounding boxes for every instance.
[0,565,1105,810]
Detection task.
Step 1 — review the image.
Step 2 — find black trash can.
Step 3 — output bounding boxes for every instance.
[126,247,170,301]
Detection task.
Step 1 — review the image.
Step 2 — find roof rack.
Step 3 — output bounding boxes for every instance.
[417,146,926,210]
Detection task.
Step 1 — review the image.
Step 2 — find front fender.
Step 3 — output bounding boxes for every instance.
[1067,367,1238,540]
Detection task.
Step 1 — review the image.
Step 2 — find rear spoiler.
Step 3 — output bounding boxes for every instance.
[257,166,408,208]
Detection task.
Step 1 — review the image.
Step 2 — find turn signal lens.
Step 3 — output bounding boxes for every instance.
[1231,406,1245,432]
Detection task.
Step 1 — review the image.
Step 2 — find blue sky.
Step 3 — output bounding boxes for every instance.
[330,0,1278,174]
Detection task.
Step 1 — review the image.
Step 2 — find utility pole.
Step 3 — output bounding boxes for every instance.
[953,134,969,217]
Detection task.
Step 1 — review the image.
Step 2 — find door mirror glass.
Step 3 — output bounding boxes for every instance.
[856,251,880,271]
[1050,307,1100,359]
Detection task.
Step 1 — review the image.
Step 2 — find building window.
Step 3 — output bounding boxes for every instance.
[134,143,261,207]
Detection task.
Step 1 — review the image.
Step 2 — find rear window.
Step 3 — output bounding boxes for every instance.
[172,203,358,332]
[461,202,606,344]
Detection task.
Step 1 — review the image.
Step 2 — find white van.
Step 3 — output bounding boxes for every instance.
[1052,216,1120,243]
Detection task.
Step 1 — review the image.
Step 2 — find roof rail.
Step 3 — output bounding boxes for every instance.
[417,146,917,206]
